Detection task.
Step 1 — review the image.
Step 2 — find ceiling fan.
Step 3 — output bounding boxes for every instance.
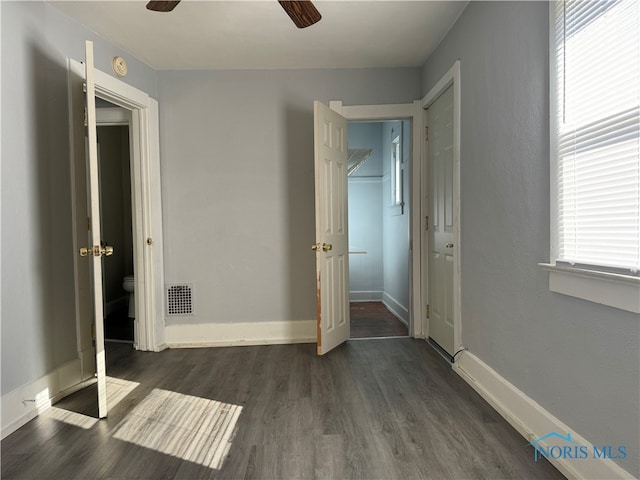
[146,1,322,29]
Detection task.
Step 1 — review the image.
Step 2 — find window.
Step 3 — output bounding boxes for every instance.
[544,0,640,312]
[390,123,405,216]
[391,133,402,207]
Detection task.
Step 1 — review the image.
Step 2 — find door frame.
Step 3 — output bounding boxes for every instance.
[69,59,166,353]
[329,100,423,338]
[420,60,462,354]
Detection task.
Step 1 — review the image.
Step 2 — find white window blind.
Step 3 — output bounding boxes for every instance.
[554,0,640,274]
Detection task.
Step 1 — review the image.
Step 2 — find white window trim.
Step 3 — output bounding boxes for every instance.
[542,2,640,315]
[388,127,404,216]
[391,133,402,206]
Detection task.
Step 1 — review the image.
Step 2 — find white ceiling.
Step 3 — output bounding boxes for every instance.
[49,1,468,70]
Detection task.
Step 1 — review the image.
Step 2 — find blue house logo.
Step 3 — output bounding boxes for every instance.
[529,432,579,462]
[529,431,627,462]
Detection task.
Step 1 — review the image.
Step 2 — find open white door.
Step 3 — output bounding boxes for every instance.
[313,101,350,355]
[82,41,109,417]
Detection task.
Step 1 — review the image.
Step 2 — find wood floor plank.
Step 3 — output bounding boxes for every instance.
[1,338,565,480]
[314,434,346,479]
[350,301,409,338]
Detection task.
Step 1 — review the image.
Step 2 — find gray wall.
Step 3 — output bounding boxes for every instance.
[348,179,383,296]
[421,2,639,475]
[348,122,383,297]
[347,122,383,177]
[1,0,157,395]
[381,121,410,319]
[158,68,420,325]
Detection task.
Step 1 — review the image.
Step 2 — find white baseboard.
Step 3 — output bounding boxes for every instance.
[165,320,316,348]
[349,291,383,302]
[453,351,635,480]
[151,343,168,352]
[1,357,88,439]
[382,292,409,325]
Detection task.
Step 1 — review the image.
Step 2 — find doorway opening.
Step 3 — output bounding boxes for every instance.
[347,120,411,339]
[66,50,164,420]
[69,58,165,357]
[96,105,135,344]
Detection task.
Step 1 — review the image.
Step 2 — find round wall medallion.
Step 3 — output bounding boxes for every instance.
[112,56,128,77]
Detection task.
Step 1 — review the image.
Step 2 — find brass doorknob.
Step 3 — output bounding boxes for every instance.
[79,245,114,257]
[311,243,321,251]
[322,243,333,251]
[446,243,454,248]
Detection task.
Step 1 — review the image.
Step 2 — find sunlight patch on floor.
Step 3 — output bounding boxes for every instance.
[106,376,140,410]
[42,377,138,429]
[112,388,243,470]
[42,407,99,429]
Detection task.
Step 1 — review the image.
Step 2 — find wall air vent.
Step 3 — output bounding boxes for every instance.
[166,284,194,316]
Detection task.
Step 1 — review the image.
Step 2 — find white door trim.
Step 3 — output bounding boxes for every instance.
[96,107,131,126]
[330,101,423,338]
[69,59,166,352]
[420,60,462,354]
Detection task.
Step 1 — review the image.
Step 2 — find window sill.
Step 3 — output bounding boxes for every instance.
[539,263,640,314]
[389,204,404,216]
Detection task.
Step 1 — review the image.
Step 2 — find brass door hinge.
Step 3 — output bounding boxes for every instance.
[426,305,430,319]
[425,126,429,142]
[425,216,429,231]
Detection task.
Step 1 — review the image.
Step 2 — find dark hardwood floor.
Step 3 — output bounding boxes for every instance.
[1,339,564,479]
[350,301,409,338]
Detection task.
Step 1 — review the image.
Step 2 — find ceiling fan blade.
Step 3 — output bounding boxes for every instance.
[146,1,181,12]
[278,1,321,29]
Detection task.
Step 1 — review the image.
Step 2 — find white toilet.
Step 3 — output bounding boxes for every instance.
[122,275,135,318]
